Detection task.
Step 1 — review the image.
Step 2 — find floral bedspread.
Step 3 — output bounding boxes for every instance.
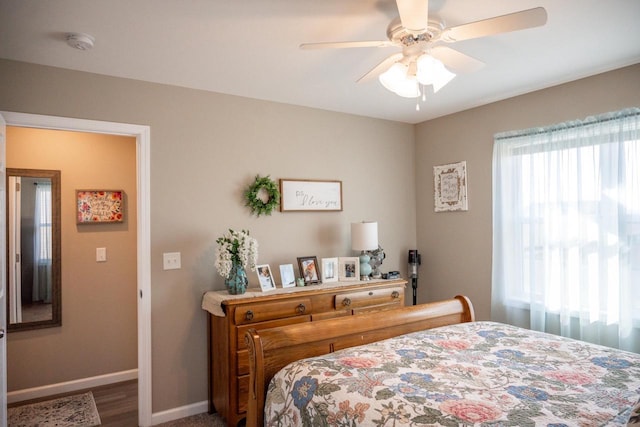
[264,321,640,426]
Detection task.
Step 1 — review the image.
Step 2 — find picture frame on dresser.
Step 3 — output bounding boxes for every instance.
[297,256,321,285]
[321,257,339,283]
[279,264,296,288]
[256,264,276,291]
[339,257,360,281]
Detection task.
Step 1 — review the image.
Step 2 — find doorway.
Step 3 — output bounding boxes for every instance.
[1,111,151,427]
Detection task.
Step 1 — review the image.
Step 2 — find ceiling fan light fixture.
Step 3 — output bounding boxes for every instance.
[379,62,420,98]
[379,62,408,90]
[416,54,456,93]
[394,79,420,98]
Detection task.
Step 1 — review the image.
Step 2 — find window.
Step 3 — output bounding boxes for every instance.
[492,108,640,353]
[34,182,52,262]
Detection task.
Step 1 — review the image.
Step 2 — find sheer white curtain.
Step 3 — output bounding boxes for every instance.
[492,108,640,353]
[32,182,52,303]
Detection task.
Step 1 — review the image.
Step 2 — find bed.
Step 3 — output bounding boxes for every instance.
[245,296,640,427]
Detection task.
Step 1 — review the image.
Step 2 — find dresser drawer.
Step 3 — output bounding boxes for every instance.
[237,375,249,413]
[237,349,250,376]
[234,297,312,325]
[335,286,404,310]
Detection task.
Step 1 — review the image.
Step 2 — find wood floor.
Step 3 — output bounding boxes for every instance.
[9,379,138,426]
[8,379,228,426]
[92,379,138,426]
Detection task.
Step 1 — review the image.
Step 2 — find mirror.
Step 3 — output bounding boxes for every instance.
[6,168,61,331]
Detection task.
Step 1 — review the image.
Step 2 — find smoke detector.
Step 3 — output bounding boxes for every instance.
[66,32,95,50]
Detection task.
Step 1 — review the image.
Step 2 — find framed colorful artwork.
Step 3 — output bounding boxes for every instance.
[76,190,124,224]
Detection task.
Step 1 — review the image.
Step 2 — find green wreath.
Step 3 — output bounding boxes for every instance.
[244,175,280,217]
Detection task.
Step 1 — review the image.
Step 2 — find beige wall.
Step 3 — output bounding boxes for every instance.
[5,127,138,391]
[0,59,417,412]
[415,63,640,320]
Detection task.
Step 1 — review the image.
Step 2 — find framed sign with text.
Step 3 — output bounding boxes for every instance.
[279,179,342,212]
[76,190,124,224]
[434,161,468,212]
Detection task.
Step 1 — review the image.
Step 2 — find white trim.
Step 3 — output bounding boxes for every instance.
[0,113,7,427]
[7,369,138,404]
[151,400,208,425]
[1,111,152,427]
[136,123,153,427]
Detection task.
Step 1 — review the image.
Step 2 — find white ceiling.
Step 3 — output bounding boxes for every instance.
[1,0,639,124]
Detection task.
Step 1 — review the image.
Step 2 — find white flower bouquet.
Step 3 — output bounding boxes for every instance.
[215,229,259,279]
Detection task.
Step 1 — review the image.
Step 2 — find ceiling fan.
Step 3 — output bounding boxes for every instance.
[300,0,547,99]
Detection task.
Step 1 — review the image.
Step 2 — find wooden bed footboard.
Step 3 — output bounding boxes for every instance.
[244,295,475,427]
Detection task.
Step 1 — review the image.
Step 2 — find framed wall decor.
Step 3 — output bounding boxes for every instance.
[321,257,339,283]
[338,257,360,282]
[76,190,124,224]
[256,264,276,292]
[297,256,321,285]
[280,179,342,212]
[279,264,296,288]
[433,161,468,212]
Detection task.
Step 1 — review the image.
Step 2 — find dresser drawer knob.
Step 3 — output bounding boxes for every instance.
[391,291,400,299]
[342,297,352,307]
[245,310,254,321]
[296,303,306,314]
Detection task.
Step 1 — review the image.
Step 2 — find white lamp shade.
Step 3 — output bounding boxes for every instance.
[416,54,456,93]
[379,63,420,98]
[379,63,407,91]
[351,222,379,251]
[394,77,421,98]
[431,67,456,93]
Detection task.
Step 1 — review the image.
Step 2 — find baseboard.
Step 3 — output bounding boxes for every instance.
[151,400,209,425]
[7,369,138,404]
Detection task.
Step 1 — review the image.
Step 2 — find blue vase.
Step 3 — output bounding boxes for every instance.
[226,263,248,295]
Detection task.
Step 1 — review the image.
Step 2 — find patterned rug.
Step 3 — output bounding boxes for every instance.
[8,391,101,427]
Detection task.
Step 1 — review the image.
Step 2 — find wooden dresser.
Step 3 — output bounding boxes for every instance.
[202,278,406,426]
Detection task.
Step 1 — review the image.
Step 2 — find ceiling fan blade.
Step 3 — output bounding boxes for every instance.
[442,7,547,42]
[357,53,404,83]
[396,0,429,33]
[300,41,394,50]
[430,46,484,74]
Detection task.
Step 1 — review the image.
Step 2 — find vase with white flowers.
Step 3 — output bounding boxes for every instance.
[215,229,259,295]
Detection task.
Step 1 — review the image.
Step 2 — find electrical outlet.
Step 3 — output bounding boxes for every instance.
[163,252,181,270]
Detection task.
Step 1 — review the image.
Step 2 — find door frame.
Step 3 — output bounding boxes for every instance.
[1,111,152,427]
[7,175,21,324]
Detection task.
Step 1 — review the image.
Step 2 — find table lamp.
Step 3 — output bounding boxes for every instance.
[351,221,378,280]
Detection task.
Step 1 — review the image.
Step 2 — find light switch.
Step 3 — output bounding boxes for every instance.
[163,252,181,270]
[96,247,107,262]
